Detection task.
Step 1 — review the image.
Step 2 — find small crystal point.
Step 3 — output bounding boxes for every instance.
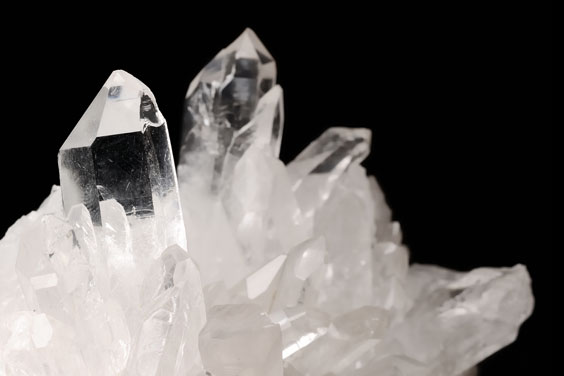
[219,84,284,195]
[58,70,186,250]
[186,28,275,101]
[288,127,372,215]
[289,127,371,177]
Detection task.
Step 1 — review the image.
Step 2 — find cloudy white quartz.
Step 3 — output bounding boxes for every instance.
[0,29,533,376]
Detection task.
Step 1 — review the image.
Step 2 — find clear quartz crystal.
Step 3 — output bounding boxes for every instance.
[178,27,276,194]
[0,31,534,376]
[287,127,372,217]
[58,70,186,251]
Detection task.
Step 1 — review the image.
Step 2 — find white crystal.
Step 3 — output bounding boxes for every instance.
[287,127,372,217]
[179,28,276,194]
[200,304,283,376]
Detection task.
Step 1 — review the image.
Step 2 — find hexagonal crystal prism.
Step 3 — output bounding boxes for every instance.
[58,70,186,250]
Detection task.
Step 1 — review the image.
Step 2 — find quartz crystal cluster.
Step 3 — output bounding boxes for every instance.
[0,29,533,376]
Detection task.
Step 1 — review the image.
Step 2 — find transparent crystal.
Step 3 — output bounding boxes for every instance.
[179,28,276,194]
[288,127,371,217]
[222,84,284,184]
[128,245,206,376]
[285,306,390,375]
[58,70,186,251]
[178,30,309,285]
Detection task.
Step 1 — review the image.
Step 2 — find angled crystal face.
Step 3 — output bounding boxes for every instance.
[177,30,290,285]
[289,127,371,178]
[284,306,389,375]
[185,28,276,132]
[58,70,186,249]
[287,127,371,216]
[231,84,284,156]
[179,28,278,193]
[223,85,284,182]
[273,306,331,360]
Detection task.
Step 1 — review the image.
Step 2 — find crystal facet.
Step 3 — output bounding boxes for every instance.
[179,28,276,194]
[1,71,205,375]
[178,29,309,286]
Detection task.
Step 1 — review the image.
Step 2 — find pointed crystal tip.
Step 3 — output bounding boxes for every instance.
[60,70,163,151]
[292,127,372,172]
[186,28,276,98]
[233,28,273,61]
[102,69,157,100]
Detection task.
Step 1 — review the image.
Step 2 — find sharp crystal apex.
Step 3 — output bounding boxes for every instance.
[292,127,372,169]
[60,69,163,151]
[233,27,273,61]
[186,28,275,99]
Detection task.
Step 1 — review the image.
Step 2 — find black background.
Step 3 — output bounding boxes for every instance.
[1,5,552,375]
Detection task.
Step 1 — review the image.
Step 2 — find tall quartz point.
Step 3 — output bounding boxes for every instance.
[179,27,276,193]
[58,70,186,251]
[178,29,309,285]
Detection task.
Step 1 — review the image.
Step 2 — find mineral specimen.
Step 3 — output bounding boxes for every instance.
[0,29,533,376]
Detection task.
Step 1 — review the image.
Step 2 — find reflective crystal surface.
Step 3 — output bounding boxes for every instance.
[288,127,372,217]
[178,29,308,285]
[178,28,276,194]
[0,30,534,376]
[176,30,534,376]
[58,70,186,251]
